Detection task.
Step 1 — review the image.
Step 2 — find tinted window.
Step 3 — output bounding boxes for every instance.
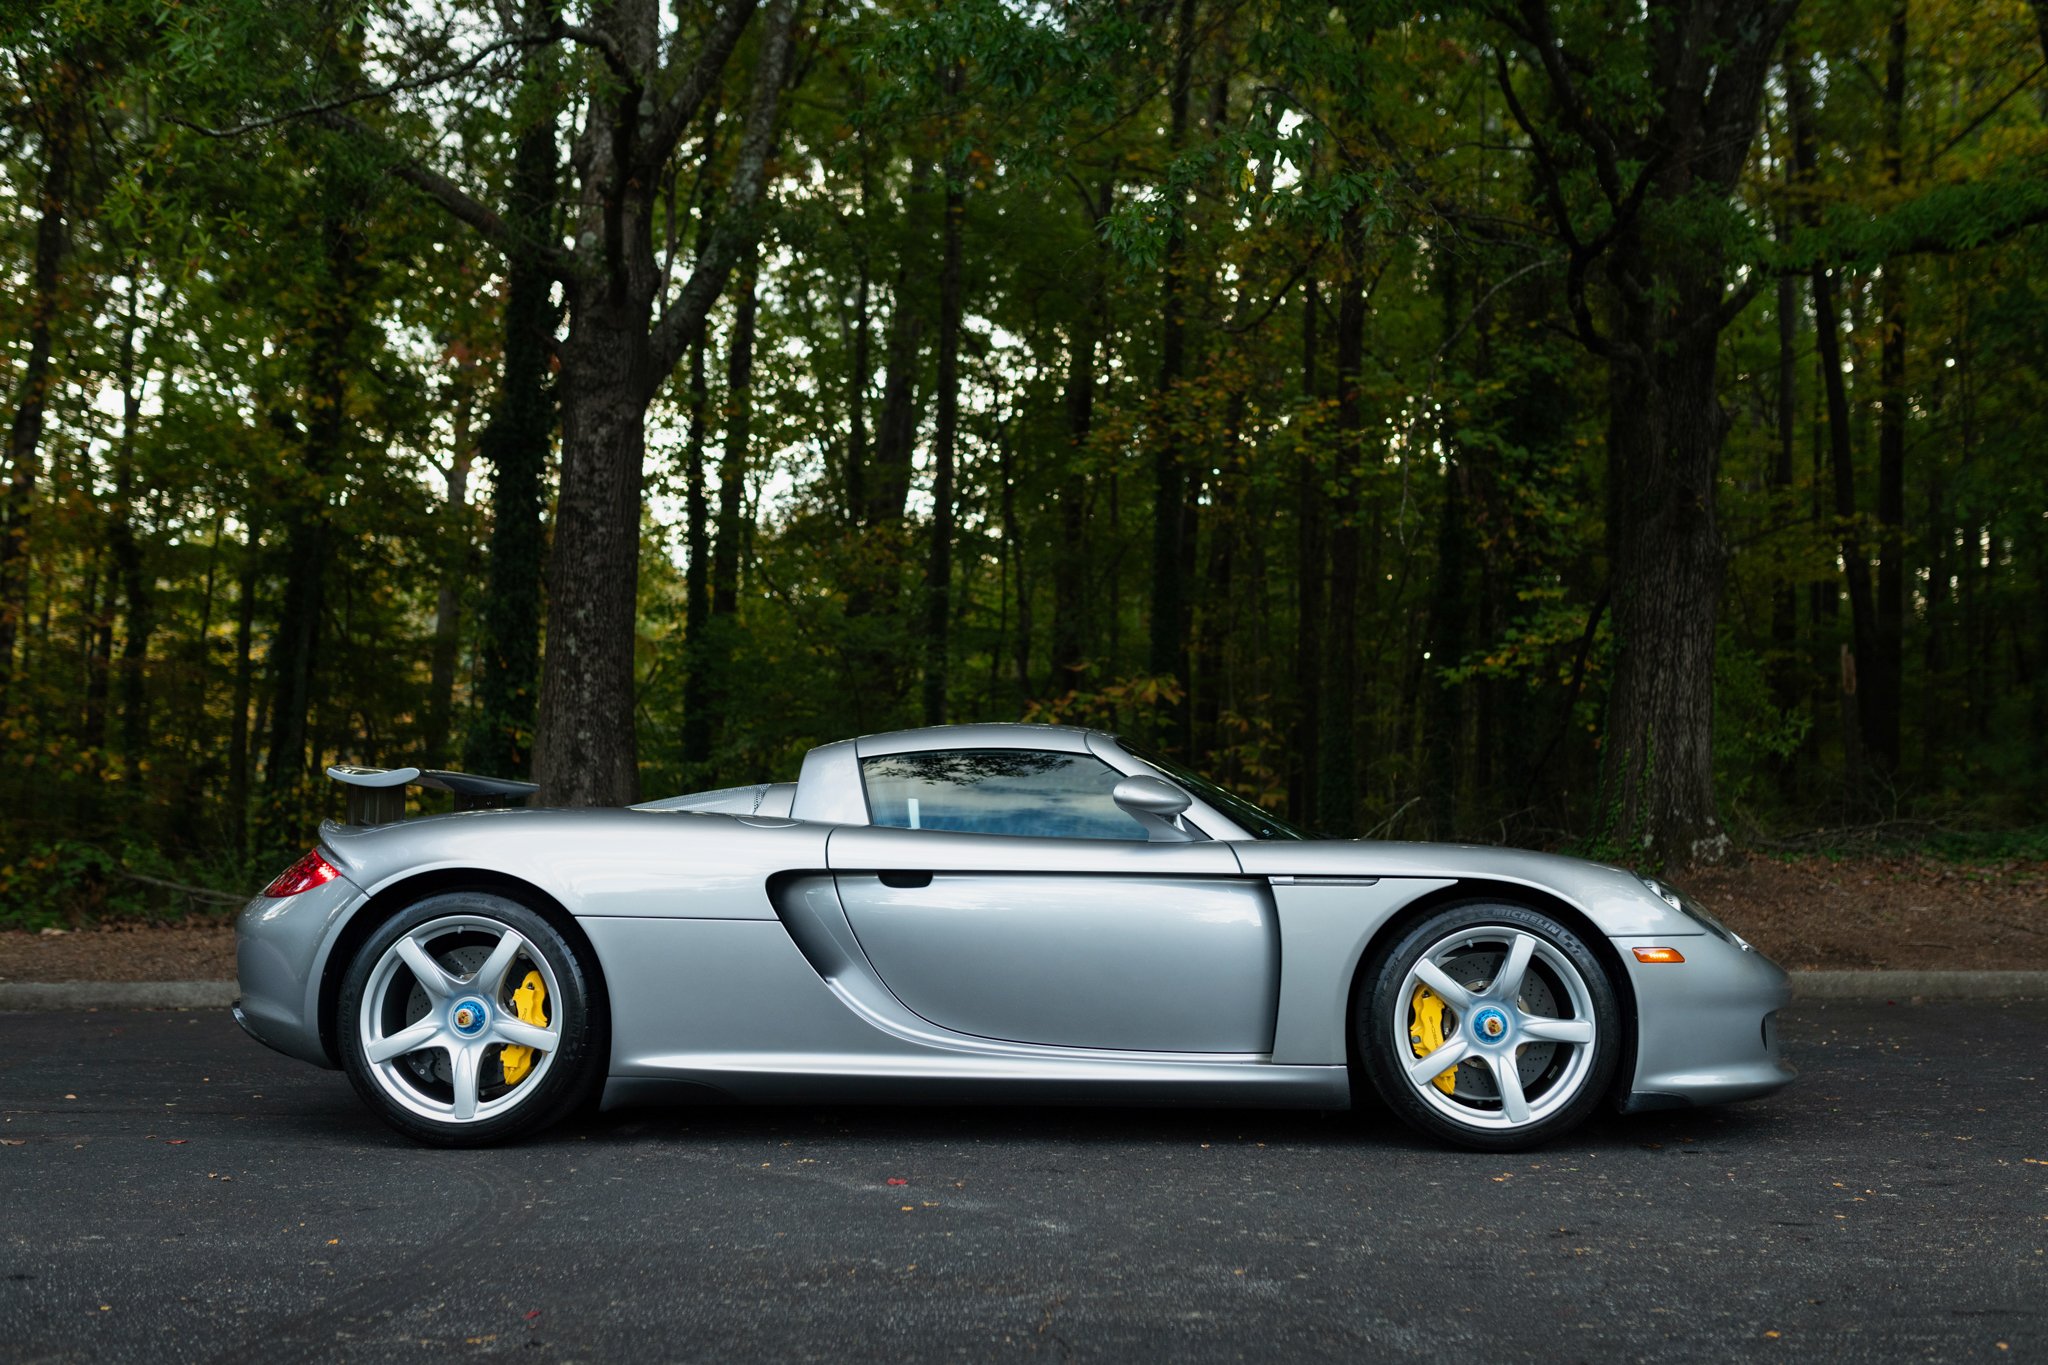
[861,750,1143,841]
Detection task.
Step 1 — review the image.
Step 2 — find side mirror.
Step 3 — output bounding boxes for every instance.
[1113,775,1196,842]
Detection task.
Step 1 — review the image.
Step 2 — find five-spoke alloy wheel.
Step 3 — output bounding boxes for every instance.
[338,892,604,1146]
[1361,902,1619,1151]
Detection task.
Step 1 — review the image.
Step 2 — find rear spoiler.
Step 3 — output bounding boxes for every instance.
[326,765,540,826]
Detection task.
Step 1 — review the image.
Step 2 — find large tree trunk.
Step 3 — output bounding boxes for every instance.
[534,293,655,805]
[921,140,965,726]
[466,95,557,780]
[0,79,78,685]
[1147,0,1198,754]
[1495,0,1791,867]
[523,0,792,806]
[1596,297,1729,862]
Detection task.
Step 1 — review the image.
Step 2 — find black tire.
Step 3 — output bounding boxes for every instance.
[336,891,606,1147]
[1358,901,1619,1152]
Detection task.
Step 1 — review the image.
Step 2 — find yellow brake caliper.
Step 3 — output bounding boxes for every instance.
[499,970,548,1085]
[1409,985,1457,1095]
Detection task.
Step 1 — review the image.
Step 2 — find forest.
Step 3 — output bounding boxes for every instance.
[4,0,2048,920]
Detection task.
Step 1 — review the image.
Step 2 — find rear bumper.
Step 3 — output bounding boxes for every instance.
[234,872,363,1069]
[1617,933,1796,1111]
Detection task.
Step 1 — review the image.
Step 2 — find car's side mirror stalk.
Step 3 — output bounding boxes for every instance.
[1112,775,1198,843]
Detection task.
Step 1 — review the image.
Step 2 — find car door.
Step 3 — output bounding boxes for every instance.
[827,748,1280,1054]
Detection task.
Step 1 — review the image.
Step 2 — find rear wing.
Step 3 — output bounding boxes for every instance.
[326,765,540,826]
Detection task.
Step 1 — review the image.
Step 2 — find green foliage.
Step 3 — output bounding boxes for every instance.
[1713,633,1813,807]
[3,0,2048,918]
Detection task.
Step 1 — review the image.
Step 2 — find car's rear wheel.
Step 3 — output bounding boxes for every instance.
[1360,902,1618,1151]
[337,892,604,1147]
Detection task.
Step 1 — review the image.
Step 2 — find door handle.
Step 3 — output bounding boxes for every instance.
[878,870,934,889]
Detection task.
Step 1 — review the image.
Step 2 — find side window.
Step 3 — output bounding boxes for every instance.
[861,750,1145,841]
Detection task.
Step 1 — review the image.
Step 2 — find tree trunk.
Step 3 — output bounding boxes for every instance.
[425,413,473,763]
[1423,249,1468,839]
[843,167,930,721]
[466,95,557,780]
[921,141,965,726]
[680,319,713,768]
[1317,210,1366,833]
[1291,274,1324,828]
[678,250,760,775]
[1789,53,1881,786]
[0,80,78,684]
[525,0,793,806]
[229,535,259,853]
[109,274,155,786]
[82,560,111,753]
[1050,320,1095,696]
[1870,1,1909,774]
[533,285,655,805]
[264,191,363,801]
[1147,0,1198,754]
[1595,297,1729,864]
[1772,230,1799,720]
[1050,183,1109,698]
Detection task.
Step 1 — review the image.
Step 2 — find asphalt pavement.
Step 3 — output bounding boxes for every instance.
[0,1001,2043,1363]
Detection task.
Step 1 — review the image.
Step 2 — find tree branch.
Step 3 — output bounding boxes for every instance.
[647,0,795,384]
[639,0,763,181]
[1516,0,1624,206]
[171,32,540,139]
[318,109,574,280]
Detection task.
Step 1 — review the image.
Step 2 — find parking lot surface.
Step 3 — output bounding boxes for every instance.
[1,999,2043,1362]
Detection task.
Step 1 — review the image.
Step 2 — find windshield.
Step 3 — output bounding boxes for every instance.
[1119,742,1314,841]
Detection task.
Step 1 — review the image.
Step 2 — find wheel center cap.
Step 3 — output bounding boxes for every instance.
[1471,1005,1511,1044]
[450,996,490,1037]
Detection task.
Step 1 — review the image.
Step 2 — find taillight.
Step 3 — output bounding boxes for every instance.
[262,849,342,898]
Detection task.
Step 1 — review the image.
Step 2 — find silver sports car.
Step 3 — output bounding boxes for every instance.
[234,723,1793,1150]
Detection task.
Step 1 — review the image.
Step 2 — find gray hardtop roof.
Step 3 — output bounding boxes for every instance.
[845,722,1111,757]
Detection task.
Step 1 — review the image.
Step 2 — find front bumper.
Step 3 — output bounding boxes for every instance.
[233,871,364,1069]
[1615,932,1796,1112]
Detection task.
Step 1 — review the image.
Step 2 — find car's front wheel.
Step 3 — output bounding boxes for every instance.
[337,892,604,1147]
[1360,902,1619,1151]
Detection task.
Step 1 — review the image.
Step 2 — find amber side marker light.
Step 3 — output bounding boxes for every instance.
[1632,946,1686,964]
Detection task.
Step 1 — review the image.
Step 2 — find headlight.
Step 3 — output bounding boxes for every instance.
[1640,876,1752,951]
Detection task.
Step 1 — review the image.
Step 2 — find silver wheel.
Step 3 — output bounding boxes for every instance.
[356,914,565,1125]
[1390,925,1600,1133]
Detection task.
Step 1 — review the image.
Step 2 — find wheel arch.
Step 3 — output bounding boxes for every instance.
[1342,877,1639,1105]
[316,867,611,1068]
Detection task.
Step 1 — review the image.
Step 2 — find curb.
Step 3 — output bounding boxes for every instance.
[2,972,2046,1013]
[0,981,238,1011]
[1786,970,2048,1002]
